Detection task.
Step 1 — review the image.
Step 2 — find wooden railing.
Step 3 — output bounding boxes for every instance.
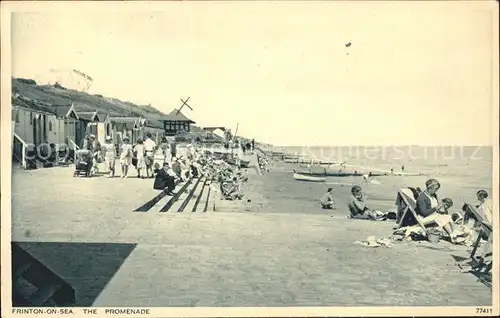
[12,133,27,169]
[68,138,79,162]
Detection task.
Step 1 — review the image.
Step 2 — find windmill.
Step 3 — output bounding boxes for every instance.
[176,97,193,115]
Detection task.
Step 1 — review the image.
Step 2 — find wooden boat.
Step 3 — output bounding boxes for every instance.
[294,170,388,177]
[293,172,326,182]
[295,170,423,177]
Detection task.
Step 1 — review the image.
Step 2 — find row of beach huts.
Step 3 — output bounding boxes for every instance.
[10,78,231,169]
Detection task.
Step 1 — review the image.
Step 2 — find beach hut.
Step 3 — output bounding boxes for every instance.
[143,118,165,144]
[75,111,102,143]
[162,109,196,136]
[107,116,145,145]
[49,104,80,147]
[11,98,61,168]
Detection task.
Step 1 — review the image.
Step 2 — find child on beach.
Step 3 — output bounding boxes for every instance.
[119,136,133,178]
[439,198,464,225]
[133,138,146,178]
[101,136,116,178]
[476,189,493,225]
[320,188,335,210]
[348,186,386,221]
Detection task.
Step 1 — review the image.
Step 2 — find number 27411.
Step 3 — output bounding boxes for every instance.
[476,308,492,314]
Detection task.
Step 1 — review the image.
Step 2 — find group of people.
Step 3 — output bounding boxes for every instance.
[241,139,255,155]
[152,146,250,199]
[81,133,183,179]
[83,133,158,178]
[257,154,271,173]
[217,163,249,200]
[320,178,493,245]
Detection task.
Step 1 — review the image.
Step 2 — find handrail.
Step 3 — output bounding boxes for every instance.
[13,133,27,169]
[68,138,79,162]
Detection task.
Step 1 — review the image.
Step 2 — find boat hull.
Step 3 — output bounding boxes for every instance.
[294,171,422,177]
[293,173,326,182]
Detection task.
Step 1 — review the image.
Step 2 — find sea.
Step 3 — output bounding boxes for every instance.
[263,146,494,214]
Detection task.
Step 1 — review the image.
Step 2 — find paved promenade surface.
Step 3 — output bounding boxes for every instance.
[11,164,491,307]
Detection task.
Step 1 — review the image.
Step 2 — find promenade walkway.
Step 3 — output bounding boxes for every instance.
[11,164,491,306]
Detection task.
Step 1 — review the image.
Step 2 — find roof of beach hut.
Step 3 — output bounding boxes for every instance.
[77,111,101,122]
[165,109,196,124]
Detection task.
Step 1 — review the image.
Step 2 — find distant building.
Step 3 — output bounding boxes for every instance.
[203,127,226,140]
[163,109,195,136]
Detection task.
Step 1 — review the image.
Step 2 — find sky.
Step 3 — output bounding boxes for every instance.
[8,1,498,146]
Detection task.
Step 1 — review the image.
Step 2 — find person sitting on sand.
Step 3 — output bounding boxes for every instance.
[415,179,465,244]
[348,186,386,221]
[153,162,177,195]
[221,176,243,200]
[320,188,335,210]
[476,189,493,225]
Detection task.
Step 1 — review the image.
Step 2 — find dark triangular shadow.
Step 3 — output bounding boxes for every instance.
[13,242,136,306]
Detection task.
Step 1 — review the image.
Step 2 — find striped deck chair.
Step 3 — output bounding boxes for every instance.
[395,189,431,238]
[462,203,493,271]
[462,203,484,228]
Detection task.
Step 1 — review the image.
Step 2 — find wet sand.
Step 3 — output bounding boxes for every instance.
[10,161,492,307]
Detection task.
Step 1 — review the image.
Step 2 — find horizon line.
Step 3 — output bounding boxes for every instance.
[263,144,493,148]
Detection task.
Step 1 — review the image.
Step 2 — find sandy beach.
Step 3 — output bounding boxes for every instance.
[11,155,492,307]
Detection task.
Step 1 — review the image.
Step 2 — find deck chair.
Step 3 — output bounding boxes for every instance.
[463,203,493,271]
[470,221,493,272]
[395,189,434,239]
[462,203,484,228]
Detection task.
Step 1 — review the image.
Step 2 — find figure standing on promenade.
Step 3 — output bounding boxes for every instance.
[134,138,146,178]
[119,136,133,178]
[159,137,170,164]
[171,140,177,159]
[320,188,335,210]
[102,136,116,178]
[144,133,157,178]
[252,139,255,152]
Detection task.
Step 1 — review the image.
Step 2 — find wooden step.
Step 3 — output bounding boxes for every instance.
[184,178,207,213]
[146,182,186,212]
[159,179,193,212]
[30,284,62,306]
[194,181,210,212]
[134,189,170,212]
[206,183,217,212]
[178,177,204,212]
[12,243,76,306]
[150,192,175,213]
[169,178,202,213]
